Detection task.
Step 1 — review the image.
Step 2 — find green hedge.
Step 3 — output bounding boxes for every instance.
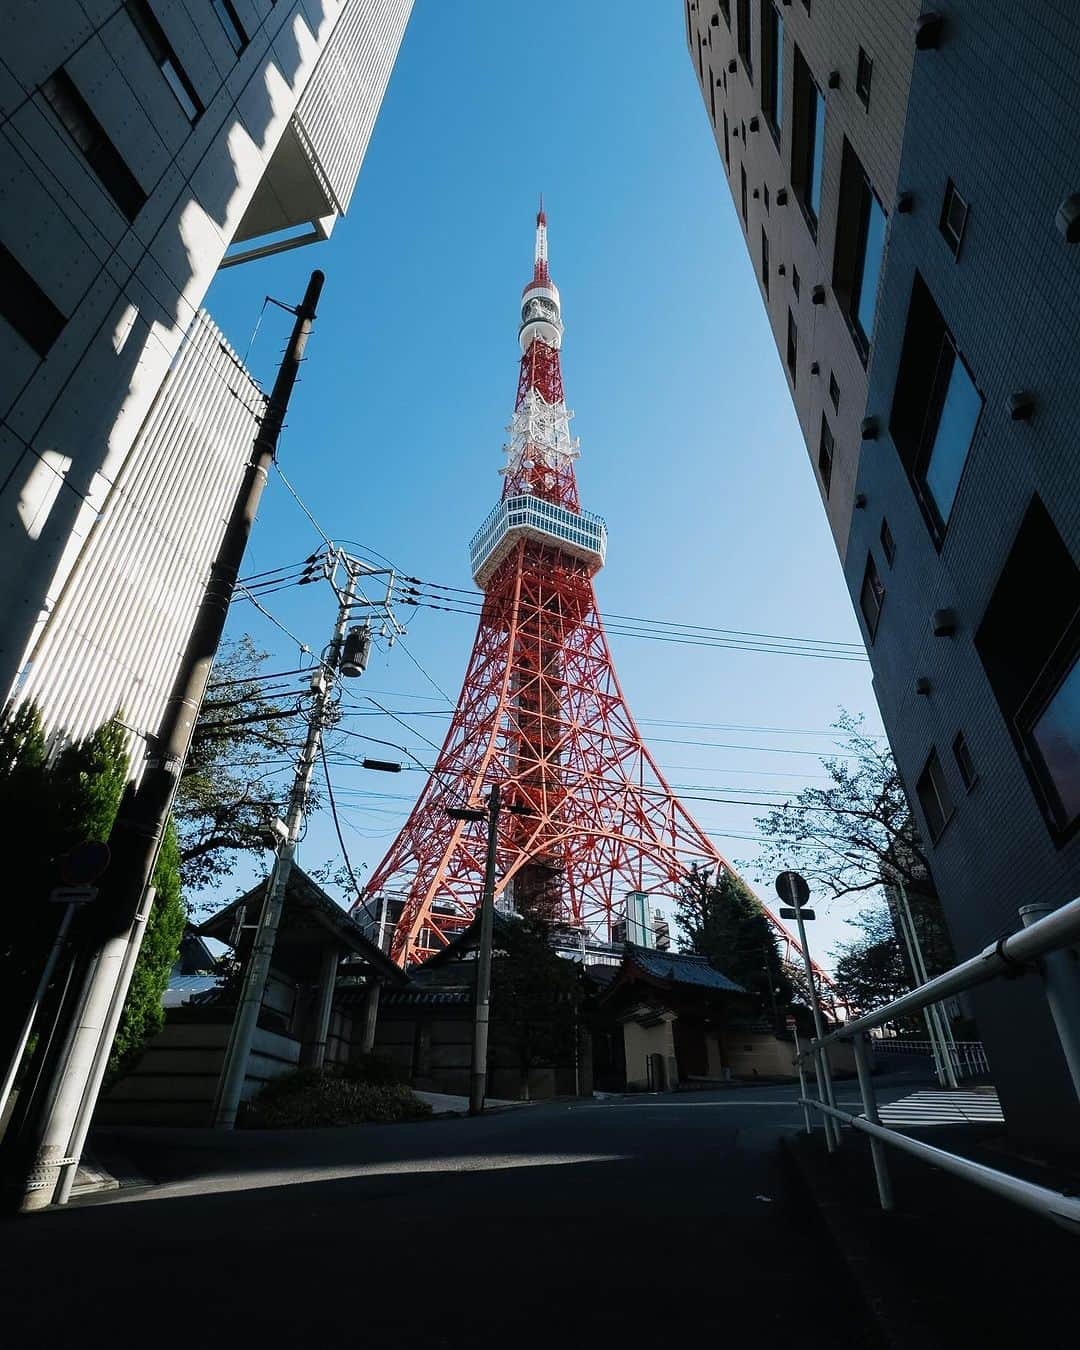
[242,1068,432,1128]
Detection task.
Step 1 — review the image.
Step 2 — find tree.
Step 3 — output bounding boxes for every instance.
[751,712,929,902]
[750,710,956,1008]
[0,712,131,1067]
[830,904,914,1015]
[106,817,186,1083]
[176,635,302,897]
[676,865,793,1020]
[490,917,581,1090]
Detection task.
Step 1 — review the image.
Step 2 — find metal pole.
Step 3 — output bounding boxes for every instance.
[0,903,77,1129]
[53,888,155,1206]
[792,1026,812,1135]
[852,1032,893,1211]
[895,878,958,1088]
[470,783,501,1117]
[213,559,356,1129]
[11,272,324,1208]
[1019,903,1080,1103]
[792,900,840,1149]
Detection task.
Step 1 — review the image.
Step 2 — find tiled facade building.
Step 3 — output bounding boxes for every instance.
[0,1,411,719]
[686,0,1080,1140]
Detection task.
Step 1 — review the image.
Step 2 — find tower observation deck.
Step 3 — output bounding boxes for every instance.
[355,205,822,981]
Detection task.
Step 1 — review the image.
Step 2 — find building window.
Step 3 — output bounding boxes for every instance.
[879,516,895,566]
[723,109,731,167]
[786,308,797,383]
[761,227,770,297]
[741,162,748,224]
[890,274,982,541]
[856,47,873,108]
[685,1,693,48]
[125,0,203,122]
[952,732,978,792]
[0,241,67,357]
[737,0,753,77]
[975,497,1080,839]
[212,0,248,55]
[763,183,770,211]
[916,749,955,843]
[721,0,731,27]
[791,264,800,298]
[817,414,833,493]
[801,0,811,11]
[41,69,147,222]
[762,4,783,141]
[858,552,884,640]
[791,46,825,234]
[939,179,969,258]
[833,139,887,360]
[828,369,840,411]
[709,64,717,122]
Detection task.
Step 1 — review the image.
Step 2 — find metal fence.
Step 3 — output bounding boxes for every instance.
[794,896,1080,1235]
[872,1038,990,1079]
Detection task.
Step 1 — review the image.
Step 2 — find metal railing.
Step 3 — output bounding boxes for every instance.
[872,1037,990,1079]
[795,896,1080,1235]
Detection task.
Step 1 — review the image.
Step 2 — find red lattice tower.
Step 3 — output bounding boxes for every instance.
[357,207,825,981]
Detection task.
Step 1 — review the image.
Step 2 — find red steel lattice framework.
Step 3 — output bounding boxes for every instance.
[357,208,822,977]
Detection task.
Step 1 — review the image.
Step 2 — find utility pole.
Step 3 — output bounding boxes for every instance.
[449,785,501,1117]
[9,273,324,1210]
[212,551,397,1129]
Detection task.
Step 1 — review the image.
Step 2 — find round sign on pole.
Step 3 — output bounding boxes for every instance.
[59,840,111,886]
[775,870,810,910]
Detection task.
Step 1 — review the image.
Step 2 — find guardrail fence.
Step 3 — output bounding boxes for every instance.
[794,895,1080,1236]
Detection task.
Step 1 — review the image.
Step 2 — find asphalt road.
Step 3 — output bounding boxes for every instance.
[2,1076,923,1348]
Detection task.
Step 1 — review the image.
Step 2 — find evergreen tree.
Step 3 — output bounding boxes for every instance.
[490,917,581,1089]
[676,865,793,1022]
[107,817,186,1083]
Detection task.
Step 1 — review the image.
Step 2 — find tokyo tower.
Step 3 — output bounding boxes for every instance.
[359,206,805,971]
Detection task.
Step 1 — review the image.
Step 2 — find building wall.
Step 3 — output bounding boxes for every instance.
[0,0,410,710]
[685,0,920,559]
[688,1,1080,1139]
[14,309,264,753]
[841,1,1080,1137]
[622,1014,678,1091]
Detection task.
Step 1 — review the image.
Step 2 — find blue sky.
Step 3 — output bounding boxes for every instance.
[204,1,884,967]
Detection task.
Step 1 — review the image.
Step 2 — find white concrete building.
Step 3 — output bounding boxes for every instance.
[0,0,411,732]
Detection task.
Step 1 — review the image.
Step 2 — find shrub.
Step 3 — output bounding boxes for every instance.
[243,1068,432,1129]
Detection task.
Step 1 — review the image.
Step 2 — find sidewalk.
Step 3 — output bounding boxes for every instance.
[784,1125,1078,1348]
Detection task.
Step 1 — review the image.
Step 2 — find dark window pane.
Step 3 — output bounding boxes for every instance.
[737,0,753,76]
[855,191,887,340]
[859,552,884,639]
[213,0,248,54]
[1026,653,1080,830]
[916,749,954,842]
[763,4,783,136]
[809,85,825,217]
[952,731,978,792]
[761,227,770,296]
[817,414,833,493]
[879,516,895,566]
[924,349,981,525]
[741,162,748,223]
[856,47,872,107]
[939,179,968,257]
[723,109,730,166]
[829,370,840,411]
[0,241,66,356]
[786,309,798,382]
[41,70,147,221]
[792,264,800,297]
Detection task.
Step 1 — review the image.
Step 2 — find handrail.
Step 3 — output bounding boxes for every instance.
[811,894,1080,1052]
[793,894,1080,1234]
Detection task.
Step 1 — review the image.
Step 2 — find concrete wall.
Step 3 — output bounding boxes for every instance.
[0,1,409,708]
[688,1,1080,1143]
[840,2,1080,1140]
[97,1020,300,1126]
